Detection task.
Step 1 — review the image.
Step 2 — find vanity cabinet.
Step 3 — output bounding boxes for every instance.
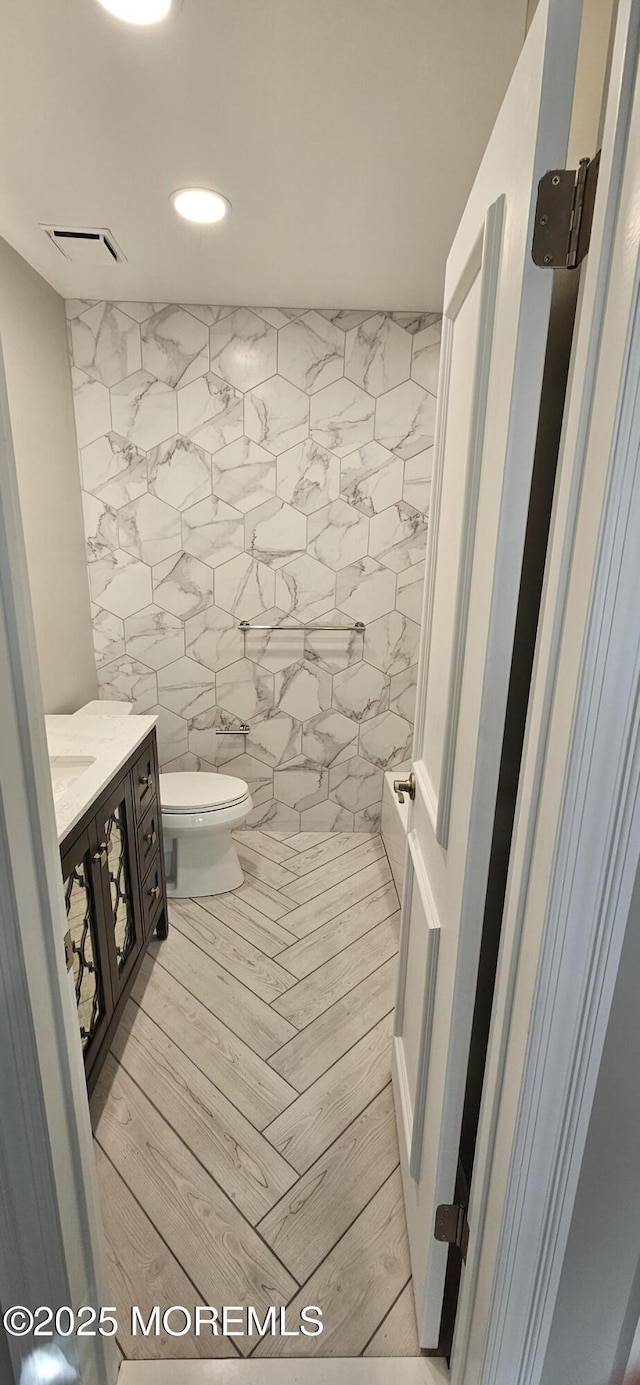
[60,728,167,1091]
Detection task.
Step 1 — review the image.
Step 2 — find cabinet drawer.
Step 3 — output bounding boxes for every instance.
[133,741,158,820]
[142,856,164,934]
[138,800,162,877]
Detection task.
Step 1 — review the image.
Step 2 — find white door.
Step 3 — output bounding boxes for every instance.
[393,0,585,1348]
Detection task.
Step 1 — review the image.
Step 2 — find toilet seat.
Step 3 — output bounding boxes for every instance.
[159,772,250,813]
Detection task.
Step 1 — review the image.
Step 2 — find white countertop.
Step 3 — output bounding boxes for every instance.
[46,713,157,845]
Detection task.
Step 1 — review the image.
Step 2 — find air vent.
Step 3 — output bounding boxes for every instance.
[40,224,126,265]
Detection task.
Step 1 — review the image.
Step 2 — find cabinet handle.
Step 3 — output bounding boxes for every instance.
[93,842,108,865]
[144,829,157,846]
[149,884,160,901]
[139,772,154,790]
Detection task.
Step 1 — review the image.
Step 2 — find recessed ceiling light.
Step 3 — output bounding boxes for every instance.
[96,0,172,24]
[171,188,230,224]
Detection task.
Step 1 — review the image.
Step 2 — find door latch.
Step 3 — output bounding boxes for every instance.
[393,772,416,804]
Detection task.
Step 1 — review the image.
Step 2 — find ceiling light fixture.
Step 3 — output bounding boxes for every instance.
[96,0,172,24]
[171,188,230,224]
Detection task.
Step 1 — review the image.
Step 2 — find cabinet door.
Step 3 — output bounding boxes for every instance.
[95,774,143,1002]
[61,826,112,1076]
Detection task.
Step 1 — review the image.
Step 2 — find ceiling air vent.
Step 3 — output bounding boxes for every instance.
[40,224,126,265]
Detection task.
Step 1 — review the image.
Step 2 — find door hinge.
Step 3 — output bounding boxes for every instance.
[64,929,74,972]
[434,1203,469,1261]
[532,151,600,269]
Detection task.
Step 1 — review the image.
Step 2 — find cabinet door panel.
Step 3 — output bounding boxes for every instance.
[96,774,143,999]
[61,826,112,1075]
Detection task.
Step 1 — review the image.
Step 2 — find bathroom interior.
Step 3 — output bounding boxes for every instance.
[0,0,541,1367]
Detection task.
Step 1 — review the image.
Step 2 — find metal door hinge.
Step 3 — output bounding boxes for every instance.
[64,929,74,973]
[434,1203,469,1261]
[532,152,600,269]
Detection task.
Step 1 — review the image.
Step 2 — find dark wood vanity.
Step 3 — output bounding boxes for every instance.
[60,727,168,1092]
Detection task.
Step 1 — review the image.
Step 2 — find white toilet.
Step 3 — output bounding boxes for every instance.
[160,772,252,898]
[74,700,252,897]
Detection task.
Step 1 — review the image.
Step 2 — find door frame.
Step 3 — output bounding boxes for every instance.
[0,337,116,1385]
[452,1,640,1379]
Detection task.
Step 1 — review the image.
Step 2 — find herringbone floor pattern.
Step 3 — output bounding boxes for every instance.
[91,831,420,1362]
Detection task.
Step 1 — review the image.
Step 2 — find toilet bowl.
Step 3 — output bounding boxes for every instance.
[73,700,252,898]
[160,772,252,898]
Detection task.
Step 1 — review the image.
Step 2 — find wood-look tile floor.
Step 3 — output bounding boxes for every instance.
[90,832,420,1363]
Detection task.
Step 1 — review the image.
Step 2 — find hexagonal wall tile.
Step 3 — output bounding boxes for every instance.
[83,493,118,562]
[118,492,182,567]
[209,309,277,391]
[97,656,157,712]
[304,608,365,674]
[375,379,436,459]
[340,441,404,517]
[274,660,332,722]
[364,610,420,676]
[245,376,309,455]
[72,369,111,450]
[153,552,213,619]
[369,501,428,572]
[243,608,304,672]
[246,799,301,831]
[302,710,359,766]
[275,554,336,623]
[245,710,302,767]
[411,320,441,393]
[182,495,244,568]
[345,313,411,397]
[185,604,244,672]
[214,553,275,620]
[216,658,274,720]
[277,438,340,515]
[274,758,328,811]
[245,497,306,568]
[81,432,147,505]
[308,498,369,570]
[332,661,390,722]
[177,372,243,453]
[124,604,185,669]
[141,306,209,388]
[300,800,354,832]
[222,753,273,805]
[359,710,414,768]
[278,311,344,394]
[328,755,383,811]
[150,704,189,765]
[395,562,425,624]
[111,370,178,451]
[187,705,227,764]
[211,437,277,513]
[335,556,396,621]
[148,434,211,511]
[91,606,125,669]
[70,303,141,387]
[89,548,152,618]
[390,666,418,722]
[403,448,433,515]
[157,656,217,719]
[310,378,375,457]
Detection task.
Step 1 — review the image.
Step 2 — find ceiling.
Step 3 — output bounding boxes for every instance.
[0,0,525,310]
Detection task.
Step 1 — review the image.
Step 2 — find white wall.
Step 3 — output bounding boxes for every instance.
[0,237,96,711]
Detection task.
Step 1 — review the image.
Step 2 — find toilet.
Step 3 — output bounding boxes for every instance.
[160,772,252,898]
[74,700,252,897]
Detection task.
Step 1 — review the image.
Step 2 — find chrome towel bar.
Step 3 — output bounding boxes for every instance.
[239,620,365,632]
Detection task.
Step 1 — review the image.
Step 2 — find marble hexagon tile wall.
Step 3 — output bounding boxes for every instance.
[67,300,441,832]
